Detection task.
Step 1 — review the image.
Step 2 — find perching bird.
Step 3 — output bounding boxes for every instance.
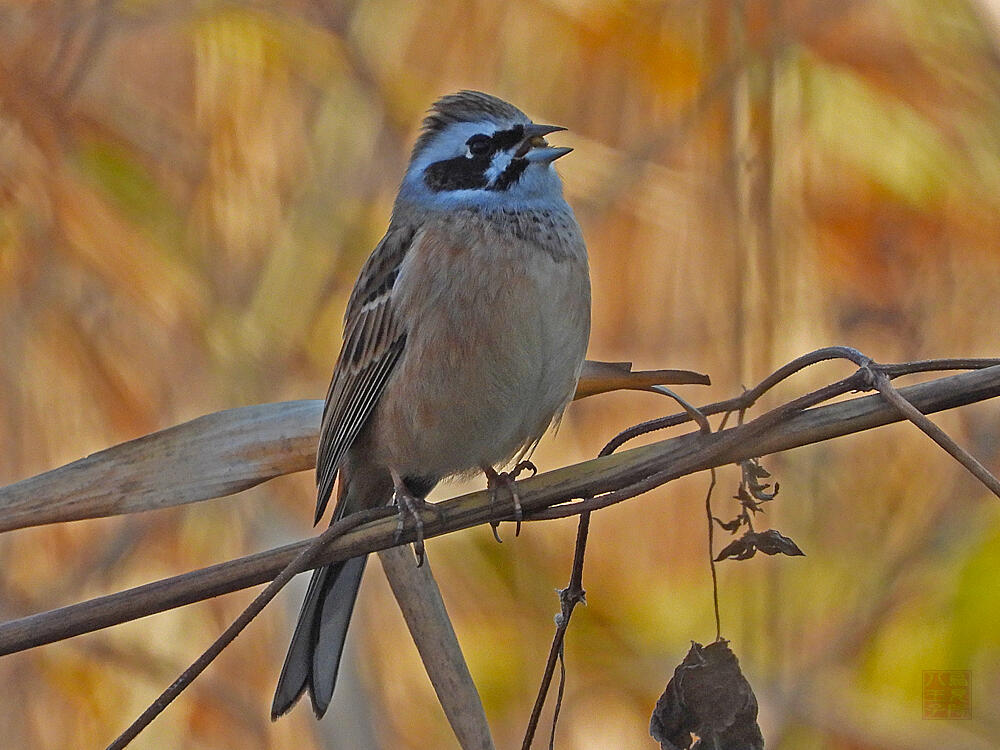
[271,91,591,719]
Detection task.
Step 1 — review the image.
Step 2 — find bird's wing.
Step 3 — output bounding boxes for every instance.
[313,223,416,522]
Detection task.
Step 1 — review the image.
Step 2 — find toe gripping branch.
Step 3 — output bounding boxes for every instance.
[483,460,538,542]
[392,486,444,567]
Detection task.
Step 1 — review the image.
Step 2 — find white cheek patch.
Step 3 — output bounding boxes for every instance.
[485,151,513,182]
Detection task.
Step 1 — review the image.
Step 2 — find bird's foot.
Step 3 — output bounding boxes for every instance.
[391,478,441,567]
[483,460,537,541]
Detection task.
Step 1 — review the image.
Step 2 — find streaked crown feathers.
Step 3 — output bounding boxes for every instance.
[411,91,529,160]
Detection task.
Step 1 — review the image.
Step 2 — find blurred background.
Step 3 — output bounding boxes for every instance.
[2,0,1000,747]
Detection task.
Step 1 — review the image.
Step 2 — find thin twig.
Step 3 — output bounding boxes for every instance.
[539,357,1000,520]
[105,512,375,749]
[521,511,590,750]
[599,353,1000,457]
[649,385,713,433]
[601,346,874,455]
[878,358,1000,377]
[705,468,721,641]
[548,643,567,750]
[529,370,869,521]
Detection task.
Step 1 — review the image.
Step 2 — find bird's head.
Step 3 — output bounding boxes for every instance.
[399,91,572,210]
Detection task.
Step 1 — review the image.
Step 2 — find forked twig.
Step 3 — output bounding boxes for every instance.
[526,371,864,521]
[529,356,1000,521]
[598,346,873,455]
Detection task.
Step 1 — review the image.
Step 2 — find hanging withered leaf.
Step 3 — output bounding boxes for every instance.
[735,485,766,514]
[712,516,743,533]
[649,640,764,750]
[753,529,804,557]
[739,458,779,502]
[742,460,771,479]
[715,536,758,561]
[715,530,805,562]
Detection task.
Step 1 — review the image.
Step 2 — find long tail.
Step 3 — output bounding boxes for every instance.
[271,554,368,719]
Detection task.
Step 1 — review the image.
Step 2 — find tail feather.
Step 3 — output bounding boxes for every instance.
[272,447,401,719]
[271,555,368,720]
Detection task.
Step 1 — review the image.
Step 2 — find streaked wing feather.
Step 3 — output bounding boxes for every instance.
[315,336,404,520]
[314,226,414,521]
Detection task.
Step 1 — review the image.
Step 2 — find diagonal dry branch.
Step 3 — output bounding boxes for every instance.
[872,371,1000,497]
[2,363,999,657]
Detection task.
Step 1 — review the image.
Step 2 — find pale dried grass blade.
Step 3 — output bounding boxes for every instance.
[0,400,321,532]
[574,360,710,399]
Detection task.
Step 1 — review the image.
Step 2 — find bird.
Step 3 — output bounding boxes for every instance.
[271,90,591,720]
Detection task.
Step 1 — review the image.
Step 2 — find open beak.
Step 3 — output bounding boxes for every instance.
[516,123,573,163]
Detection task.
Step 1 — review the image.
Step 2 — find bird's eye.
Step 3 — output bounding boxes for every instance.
[466,135,492,157]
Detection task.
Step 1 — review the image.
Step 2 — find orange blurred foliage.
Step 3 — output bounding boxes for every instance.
[2,1,999,748]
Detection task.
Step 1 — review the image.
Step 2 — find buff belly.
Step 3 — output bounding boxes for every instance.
[369,240,589,481]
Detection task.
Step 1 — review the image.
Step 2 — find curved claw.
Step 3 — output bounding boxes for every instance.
[482,463,530,539]
[391,472,438,567]
[509,460,538,480]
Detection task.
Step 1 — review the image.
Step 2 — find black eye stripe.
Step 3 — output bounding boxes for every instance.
[424,155,489,192]
[464,125,525,157]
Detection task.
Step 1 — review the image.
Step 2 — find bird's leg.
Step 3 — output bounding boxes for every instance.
[482,460,537,540]
[390,469,439,567]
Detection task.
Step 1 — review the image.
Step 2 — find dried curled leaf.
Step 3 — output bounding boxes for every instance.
[735,485,766,514]
[712,516,742,532]
[739,458,779,503]
[715,529,805,562]
[649,640,763,750]
[715,536,758,561]
[753,529,805,557]
[712,458,783,536]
